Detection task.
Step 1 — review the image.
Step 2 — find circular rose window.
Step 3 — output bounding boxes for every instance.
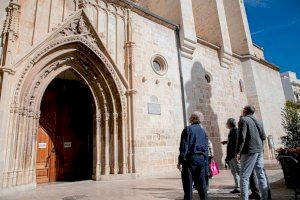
[151,54,168,76]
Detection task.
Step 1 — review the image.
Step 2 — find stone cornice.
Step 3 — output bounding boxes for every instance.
[196,37,280,72]
[232,53,280,72]
[197,37,221,51]
[253,43,264,51]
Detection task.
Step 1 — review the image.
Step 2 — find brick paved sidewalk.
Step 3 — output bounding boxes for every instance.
[0,170,294,200]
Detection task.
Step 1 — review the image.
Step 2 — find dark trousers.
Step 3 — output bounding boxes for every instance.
[182,161,208,200]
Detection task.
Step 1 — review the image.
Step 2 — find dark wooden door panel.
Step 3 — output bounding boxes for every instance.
[37,79,94,183]
[36,127,51,184]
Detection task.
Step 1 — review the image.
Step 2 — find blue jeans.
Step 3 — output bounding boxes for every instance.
[229,158,241,190]
[240,152,268,200]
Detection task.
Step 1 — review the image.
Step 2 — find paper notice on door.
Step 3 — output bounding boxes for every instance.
[64,142,71,148]
[38,143,47,149]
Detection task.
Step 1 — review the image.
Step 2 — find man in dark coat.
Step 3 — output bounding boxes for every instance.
[222,118,241,194]
[236,106,268,200]
[178,111,208,200]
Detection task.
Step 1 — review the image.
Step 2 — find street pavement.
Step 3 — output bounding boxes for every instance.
[0,170,295,200]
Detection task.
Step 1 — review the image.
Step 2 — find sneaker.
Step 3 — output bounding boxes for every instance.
[249,192,261,199]
[230,189,240,194]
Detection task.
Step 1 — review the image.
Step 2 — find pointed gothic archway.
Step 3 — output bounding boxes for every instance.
[2,33,131,188]
[37,69,96,183]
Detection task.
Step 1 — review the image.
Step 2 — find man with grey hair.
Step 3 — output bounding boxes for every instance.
[178,111,209,200]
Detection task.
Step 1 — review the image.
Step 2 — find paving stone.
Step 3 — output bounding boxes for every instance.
[0,170,295,200]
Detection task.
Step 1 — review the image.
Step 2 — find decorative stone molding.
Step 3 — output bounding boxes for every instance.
[113,113,119,119]
[180,40,196,60]
[9,106,40,119]
[96,113,102,122]
[0,67,15,75]
[78,0,126,19]
[105,113,110,121]
[125,89,137,96]
[2,9,132,187]
[13,10,128,115]
[219,51,233,68]
[2,1,20,40]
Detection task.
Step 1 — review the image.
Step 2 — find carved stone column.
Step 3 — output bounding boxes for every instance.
[2,105,19,188]
[125,90,136,174]
[124,10,137,174]
[120,112,127,174]
[22,109,36,184]
[14,107,28,186]
[113,113,118,174]
[104,112,110,175]
[93,112,102,180]
[29,111,40,184]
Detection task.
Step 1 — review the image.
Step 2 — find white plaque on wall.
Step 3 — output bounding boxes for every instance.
[148,103,161,115]
[64,142,72,148]
[38,143,47,149]
[147,95,161,115]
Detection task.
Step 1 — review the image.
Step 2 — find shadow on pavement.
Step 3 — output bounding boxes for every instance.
[132,180,295,200]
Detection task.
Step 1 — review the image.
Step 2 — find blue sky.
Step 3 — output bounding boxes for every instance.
[244,0,300,74]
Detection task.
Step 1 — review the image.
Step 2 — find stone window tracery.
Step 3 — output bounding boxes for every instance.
[151,54,168,76]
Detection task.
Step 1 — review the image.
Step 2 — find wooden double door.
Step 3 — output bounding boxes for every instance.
[36,79,94,184]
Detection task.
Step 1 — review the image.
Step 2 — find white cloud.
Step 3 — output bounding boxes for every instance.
[251,19,300,36]
[244,0,270,8]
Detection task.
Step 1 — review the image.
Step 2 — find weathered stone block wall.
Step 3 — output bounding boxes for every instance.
[242,60,285,148]
[140,0,181,24]
[192,0,221,46]
[183,43,248,165]
[223,0,253,55]
[131,12,184,175]
[281,76,294,101]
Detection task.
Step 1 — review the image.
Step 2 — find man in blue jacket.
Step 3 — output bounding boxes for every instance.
[178,111,209,200]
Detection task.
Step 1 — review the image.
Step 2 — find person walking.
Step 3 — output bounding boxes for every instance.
[236,106,268,200]
[207,139,214,183]
[178,111,209,200]
[208,139,214,170]
[222,118,241,194]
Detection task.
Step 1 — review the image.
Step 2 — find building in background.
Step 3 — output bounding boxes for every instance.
[0,0,285,193]
[281,71,300,103]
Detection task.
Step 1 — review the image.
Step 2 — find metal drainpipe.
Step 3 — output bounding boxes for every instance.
[175,26,187,127]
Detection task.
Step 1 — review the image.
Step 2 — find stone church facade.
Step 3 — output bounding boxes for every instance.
[0,0,285,193]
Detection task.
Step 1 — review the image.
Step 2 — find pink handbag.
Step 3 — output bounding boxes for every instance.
[209,160,220,177]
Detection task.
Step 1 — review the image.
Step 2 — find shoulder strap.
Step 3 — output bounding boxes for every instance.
[247,116,264,140]
[248,116,259,129]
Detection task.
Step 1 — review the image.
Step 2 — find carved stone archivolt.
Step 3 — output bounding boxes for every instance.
[2,9,131,188]
[13,10,128,111]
